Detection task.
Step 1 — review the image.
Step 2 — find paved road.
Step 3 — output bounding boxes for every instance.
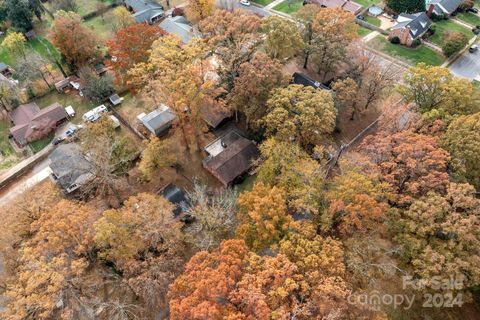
[449,48,480,81]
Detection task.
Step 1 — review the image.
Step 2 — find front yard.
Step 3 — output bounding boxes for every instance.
[456,11,480,26]
[273,0,304,14]
[355,0,382,7]
[429,19,474,46]
[368,35,445,66]
[252,0,275,5]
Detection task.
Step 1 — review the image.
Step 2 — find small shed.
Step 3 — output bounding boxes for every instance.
[139,105,177,136]
[55,77,71,92]
[24,30,37,41]
[94,63,108,75]
[109,94,124,106]
[65,105,75,117]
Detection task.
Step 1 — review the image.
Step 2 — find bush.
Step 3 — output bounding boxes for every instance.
[442,32,469,57]
[412,38,421,47]
[429,24,436,35]
[459,0,474,11]
[390,36,400,44]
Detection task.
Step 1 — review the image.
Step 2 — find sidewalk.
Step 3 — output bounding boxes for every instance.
[265,0,285,10]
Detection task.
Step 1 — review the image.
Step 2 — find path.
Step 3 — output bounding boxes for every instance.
[265,0,286,10]
[362,31,379,43]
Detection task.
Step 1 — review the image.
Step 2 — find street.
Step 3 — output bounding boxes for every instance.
[449,48,480,81]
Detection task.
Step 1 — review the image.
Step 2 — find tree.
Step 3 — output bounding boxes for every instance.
[394,183,480,289]
[0,81,20,112]
[229,52,287,127]
[4,200,95,319]
[49,11,102,69]
[111,6,135,31]
[332,77,359,119]
[185,0,215,23]
[310,7,358,77]
[361,131,450,205]
[79,67,116,103]
[128,34,225,150]
[138,135,178,181]
[261,16,304,60]
[256,138,325,215]
[94,193,185,306]
[295,4,321,69]
[183,184,238,250]
[324,165,390,235]
[441,112,480,189]
[28,0,44,21]
[16,52,56,89]
[199,10,262,92]
[107,23,165,86]
[263,84,336,147]
[2,31,27,59]
[4,0,34,31]
[236,183,294,251]
[386,0,425,14]
[442,31,468,57]
[79,117,137,202]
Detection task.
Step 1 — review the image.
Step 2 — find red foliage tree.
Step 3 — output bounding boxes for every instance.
[107,23,165,86]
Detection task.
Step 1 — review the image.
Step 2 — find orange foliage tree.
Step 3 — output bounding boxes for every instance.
[361,131,450,205]
[107,23,165,87]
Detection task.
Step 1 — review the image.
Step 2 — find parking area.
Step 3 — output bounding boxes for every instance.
[449,46,480,81]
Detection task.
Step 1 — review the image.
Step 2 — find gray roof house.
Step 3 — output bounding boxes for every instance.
[203,131,259,187]
[389,12,432,46]
[159,15,196,43]
[427,0,463,16]
[124,0,164,24]
[49,144,93,194]
[138,104,177,136]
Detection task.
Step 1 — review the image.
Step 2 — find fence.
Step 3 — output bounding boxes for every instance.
[355,18,389,36]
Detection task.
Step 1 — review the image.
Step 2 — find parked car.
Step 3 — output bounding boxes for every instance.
[473,27,480,35]
[52,137,65,145]
[357,15,365,20]
[65,128,78,137]
[240,0,251,6]
[469,45,479,53]
[82,105,108,122]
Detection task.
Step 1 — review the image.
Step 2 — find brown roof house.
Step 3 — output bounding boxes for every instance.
[304,0,363,15]
[203,130,259,187]
[9,102,68,146]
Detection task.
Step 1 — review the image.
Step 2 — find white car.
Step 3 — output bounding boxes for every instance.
[240,0,251,6]
[82,105,108,122]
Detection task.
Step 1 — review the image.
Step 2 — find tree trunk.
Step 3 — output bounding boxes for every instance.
[40,72,51,88]
[303,52,309,69]
[38,0,54,19]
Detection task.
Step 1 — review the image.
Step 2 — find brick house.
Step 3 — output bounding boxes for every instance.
[389,12,432,46]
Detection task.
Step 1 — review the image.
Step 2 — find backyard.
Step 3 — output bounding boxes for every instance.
[84,10,117,41]
[358,26,373,36]
[428,19,474,46]
[368,35,445,66]
[34,91,96,125]
[354,0,382,7]
[0,118,19,172]
[44,0,118,17]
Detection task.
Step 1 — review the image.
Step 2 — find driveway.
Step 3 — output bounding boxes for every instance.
[449,48,480,81]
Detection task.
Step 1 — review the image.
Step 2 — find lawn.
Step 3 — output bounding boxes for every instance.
[84,10,117,41]
[358,26,373,36]
[272,0,304,14]
[252,0,275,5]
[29,132,54,153]
[44,0,117,17]
[354,0,382,7]
[429,19,474,46]
[34,91,96,125]
[456,11,480,26]
[368,35,445,66]
[365,15,381,27]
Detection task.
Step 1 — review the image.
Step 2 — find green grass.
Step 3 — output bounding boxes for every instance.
[29,132,54,153]
[358,26,373,36]
[365,15,381,27]
[34,91,96,125]
[272,0,304,14]
[368,35,445,66]
[252,0,275,5]
[84,10,117,41]
[429,19,474,46]
[456,11,480,26]
[354,0,381,7]
[44,0,116,17]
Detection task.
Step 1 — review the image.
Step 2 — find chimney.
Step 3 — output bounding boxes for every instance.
[402,26,411,45]
[427,4,435,17]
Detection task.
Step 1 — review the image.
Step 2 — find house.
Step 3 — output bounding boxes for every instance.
[54,76,85,94]
[427,0,463,17]
[292,72,330,90]
[124,0,164,24]
[304,0,363,15]
[49,143,93,194]
[159,15,196,43]
[137,104,177,136]
[9,102,68,146]
[389,12,432,46]
[203,131,259,187]
[0,62,13,77]
[24,30,36,41]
